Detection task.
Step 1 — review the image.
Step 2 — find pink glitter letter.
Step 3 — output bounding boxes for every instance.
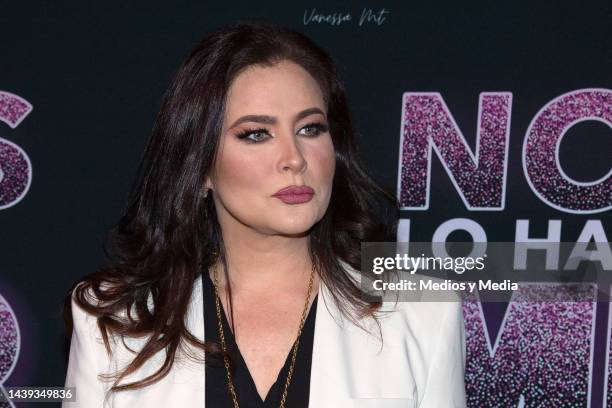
[0,295,20,408]
[464,285,595,407]
[0,91,33,209]
[398,92,512,210]
[523,88,612,213]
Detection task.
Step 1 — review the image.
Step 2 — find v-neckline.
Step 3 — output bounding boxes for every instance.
[204,272,319,404]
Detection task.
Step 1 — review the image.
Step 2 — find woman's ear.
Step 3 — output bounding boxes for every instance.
[204,176,213,191]
[204,177,213,199]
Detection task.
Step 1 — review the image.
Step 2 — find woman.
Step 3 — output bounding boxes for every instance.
[63,21,466,408]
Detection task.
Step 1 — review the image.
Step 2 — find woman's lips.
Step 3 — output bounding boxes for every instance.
[274,193,314,204]
[272,185,315,204]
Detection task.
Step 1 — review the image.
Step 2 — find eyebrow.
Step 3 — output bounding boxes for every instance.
[226,107,326,130]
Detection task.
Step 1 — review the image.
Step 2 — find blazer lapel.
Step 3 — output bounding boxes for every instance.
[309,279,354,406]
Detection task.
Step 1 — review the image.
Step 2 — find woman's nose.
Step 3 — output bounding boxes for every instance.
[277,131,307,174]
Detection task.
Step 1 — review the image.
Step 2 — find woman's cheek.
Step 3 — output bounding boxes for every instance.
[316,149,336,205]
[218,151,260,188]
[322,147,336,185]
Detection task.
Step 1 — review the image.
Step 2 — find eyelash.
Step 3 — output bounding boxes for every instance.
[235,122,329,143]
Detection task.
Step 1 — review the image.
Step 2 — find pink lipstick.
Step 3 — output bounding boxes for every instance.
[272,185,315,204]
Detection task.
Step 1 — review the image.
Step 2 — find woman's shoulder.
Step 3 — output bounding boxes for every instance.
[64,278,205,407]
[332,261,466,401]
[68,280,149,355]
[69,276,204,353]
[68,281,107,327]
[67,280,175,381]
[68,281,128,367]
[69,280,132,325]
[65,281,117,403]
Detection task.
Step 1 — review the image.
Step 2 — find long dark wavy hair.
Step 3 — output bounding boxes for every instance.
[64,20,398,394]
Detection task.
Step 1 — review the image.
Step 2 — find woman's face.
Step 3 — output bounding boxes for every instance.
[207,60,336,237]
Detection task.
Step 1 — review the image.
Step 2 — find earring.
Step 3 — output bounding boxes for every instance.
[204,188,210,198]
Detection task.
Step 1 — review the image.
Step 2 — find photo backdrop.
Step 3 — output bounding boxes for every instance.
[0,2,610,407]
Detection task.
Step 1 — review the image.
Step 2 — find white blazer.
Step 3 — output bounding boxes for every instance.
[63,263,467,408]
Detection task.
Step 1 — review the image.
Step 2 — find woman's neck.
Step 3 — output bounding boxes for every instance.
[213,230,316,296]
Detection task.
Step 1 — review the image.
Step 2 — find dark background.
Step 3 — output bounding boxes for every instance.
[0,1,610,407]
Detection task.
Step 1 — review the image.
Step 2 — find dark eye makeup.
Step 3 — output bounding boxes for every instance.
[235,122,329,143]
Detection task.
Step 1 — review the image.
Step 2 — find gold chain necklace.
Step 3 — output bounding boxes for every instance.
[212,263,316,408]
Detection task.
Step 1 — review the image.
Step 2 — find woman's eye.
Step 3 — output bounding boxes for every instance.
[236,123,328,143]
[236,128,270,143]
[299,122,329,137]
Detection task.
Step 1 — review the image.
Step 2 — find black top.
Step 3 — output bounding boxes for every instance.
[203,272,318,408]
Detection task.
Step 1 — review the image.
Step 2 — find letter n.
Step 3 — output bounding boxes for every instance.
[398,92,511,210]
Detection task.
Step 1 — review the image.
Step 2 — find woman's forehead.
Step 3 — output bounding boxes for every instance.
[224,61,326,121]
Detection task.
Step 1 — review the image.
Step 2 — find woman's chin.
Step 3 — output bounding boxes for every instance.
[270,218,318,237]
